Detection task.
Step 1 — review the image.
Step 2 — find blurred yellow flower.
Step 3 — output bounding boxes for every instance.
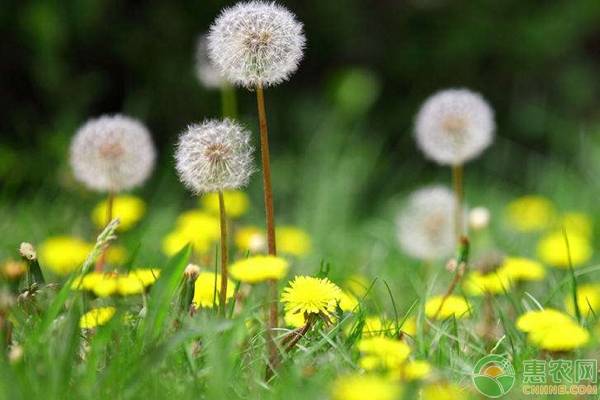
[361,316,391,337]
[106,245,128,265]
[537,231,592,268]
[357,336,410,370]
[398,360,431,381]
[284,310,306,328]
[92,195,146,231]
[505,195,555,232]
[399,316,416,336]
[516,308,589,351]
[162,229,212,256]
[1,260,27,280]
[193,272,234,308]
[565,284,600,317]
[499,257,545,282]
[331,374,401,400]
[425,295,471,320]
[559,212,593,238]
[464,270,511,296]
[39,236,92,275]
[234,226,266,253]
[116,275,146,296]
[200,190,249,219]
[162,210,221,256]
[281,276,342,317]
[345,274,370,297]
[80,307,116,329]
[422,383,466,400]
[130,268,160,286]
[229,255,289,283]
[276,226,311,256]
[339,290,359,312]
[71,269,159,297]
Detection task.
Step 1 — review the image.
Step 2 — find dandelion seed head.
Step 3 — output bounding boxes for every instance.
[70,115,156,192]
[415,89,495,165]
[395,185,456,261]
[207,1,306,88]
[175,119,254,194]
[195,35,225,89]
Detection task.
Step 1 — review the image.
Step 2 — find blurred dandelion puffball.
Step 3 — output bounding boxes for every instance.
[70,115,156,192]
[175,119,254,194]
[396,185,457,261]
[195,35,225,89]
[415,89,495,166]
[207,1,306,88]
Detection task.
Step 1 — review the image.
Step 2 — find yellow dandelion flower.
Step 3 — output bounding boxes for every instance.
[516,309,574,333]
[559,212,593,238]
[529,322,589,351]
[90,274,119,297]
[345,274,370,297]
[80,307,116,329]
[276,226,311,257]
[234,226,266,253]
[464,270,511,296]
[397,360,432,381]
[1,260,27,280]
[39,236,92,275]
[116,275,145,296]
[281,275,342,317]
[92,195,146,231]
[565,284,600,317]
[130,268,160,286]
[339,290,359,312]
[499,257,545,282]
[361,316,391,337]
[331,374,401,400]
[193,272,234,308]
[176,210,221,237]
[162,228,212,256]
[505,195,555,232]
[399,316,416,336]
[200,190,249,219]
[71,272,104,291]
[229,255,289,283]
[425,295,471,320]
[422,383,466,400]
[537,231,592,268]
[284,310,306,328]
[358,336,410,370]
[162,211,221,256]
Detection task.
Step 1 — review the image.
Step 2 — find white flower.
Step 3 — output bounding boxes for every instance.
[207,1,306,88]
[175,119,254,194]
[415,88,495,165]
[396,185,457,261]
[70,115,156,192]
[469,206,491,231]
[195,34,225,89]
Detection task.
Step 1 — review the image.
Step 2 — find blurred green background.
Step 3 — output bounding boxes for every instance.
[1,0,599,272]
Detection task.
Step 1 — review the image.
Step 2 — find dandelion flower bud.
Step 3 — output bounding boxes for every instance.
[184,263,201,280]
[395,185,457,261]
[175,119,254,194]
[207,1,306,88]
[415,89,495,165]
[195,35,225,89]
[19,242,36,261]
[70,115,156,192]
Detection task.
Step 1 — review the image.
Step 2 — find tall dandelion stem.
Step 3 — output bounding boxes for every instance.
[452,164,464,240]
[218,191,229,316]
[95,191,115,272]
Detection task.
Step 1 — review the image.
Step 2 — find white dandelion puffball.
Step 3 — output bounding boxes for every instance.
[207,1,306,88]
[195,34,225,89]
[415,88,495,165]
[396,185,457,261]
[175,119,254,194]
[70,115,156,192]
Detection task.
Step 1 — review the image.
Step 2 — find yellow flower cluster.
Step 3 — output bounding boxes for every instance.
[79,306,116,329]
[162,211,220,256]
[281,276,342,318]
[39,236,127,275]
[92,195,146,231]
[234,225,312,256]
[331,374,401,400]
[565,284,600,317]
[505,195,556,232]
[192,272,235,308]
[229,255,289,283]
[71,269,160,297]
[537,231,592,268]
[516,308,589,351]
[464,257,545,296]
[425,295,471,320]
[200,190,249,219]
[357,336,410,370]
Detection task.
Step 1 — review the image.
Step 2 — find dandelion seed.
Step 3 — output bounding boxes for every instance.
[175,119,254,195]
[208,1,306,88]
[395,185,457,261]
[281,275,342,318]
[195,34,226,89]
[415,88,495,166]
[70,115,156,192]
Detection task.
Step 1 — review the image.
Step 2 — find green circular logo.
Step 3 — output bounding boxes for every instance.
[472,354,515,398]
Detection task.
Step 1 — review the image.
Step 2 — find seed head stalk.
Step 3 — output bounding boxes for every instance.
[218,191,229,316]
[256,83,279,378]
[95,191,114,272]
